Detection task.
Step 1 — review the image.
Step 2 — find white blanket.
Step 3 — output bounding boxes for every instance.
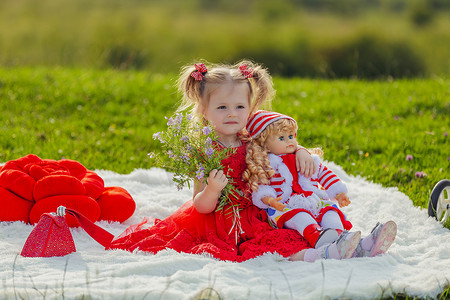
[1,164,449,299]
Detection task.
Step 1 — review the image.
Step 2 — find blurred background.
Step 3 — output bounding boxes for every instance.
[1,0,449,78]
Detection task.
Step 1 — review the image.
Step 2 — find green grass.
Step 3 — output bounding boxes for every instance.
[273,77,450,209]
[0,0,449,77]
[1,67,448,212]
[0,67,449,298]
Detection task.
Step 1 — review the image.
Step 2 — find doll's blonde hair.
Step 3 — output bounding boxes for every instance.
[176,60,274,120]
[243,118,323,191]
[243,118,297,192]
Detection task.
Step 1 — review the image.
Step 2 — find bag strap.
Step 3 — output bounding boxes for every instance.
[58,206,114,248]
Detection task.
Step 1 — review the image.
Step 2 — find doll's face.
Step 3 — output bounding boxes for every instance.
[265,129,298,155]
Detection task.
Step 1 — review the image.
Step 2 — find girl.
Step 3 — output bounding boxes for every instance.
[109,60,317,261]
[244,110,397,261]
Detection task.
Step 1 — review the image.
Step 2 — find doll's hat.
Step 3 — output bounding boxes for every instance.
[246,110,296,139]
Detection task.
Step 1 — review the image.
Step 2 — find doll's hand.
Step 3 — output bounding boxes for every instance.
[263,196,285,211]
[295,148,316,178]
[207,169,228,194]
[336,193,351,207]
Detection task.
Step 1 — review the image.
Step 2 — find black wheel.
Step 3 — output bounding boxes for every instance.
[428,179,450,224]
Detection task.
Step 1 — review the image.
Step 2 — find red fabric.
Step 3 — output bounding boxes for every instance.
[58,159,87,179]
[0,169,36,201]
[29,195,101,227]
[81,171,105,200]
[0,187,34,223]
[65,208,115,248]
[0,154,135,226]
[276,206,353,231]
[21,213,76,257]
[97,187,136,222]
[0,154,42,172]
[33,174,86,201]
[280,154,313,197]
[109,143,310,262]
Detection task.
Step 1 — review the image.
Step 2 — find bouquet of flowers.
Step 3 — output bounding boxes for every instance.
[149,112,238,211]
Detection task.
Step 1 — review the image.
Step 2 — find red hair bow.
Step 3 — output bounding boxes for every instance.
[191,63,208,81]
[239,64,254,79]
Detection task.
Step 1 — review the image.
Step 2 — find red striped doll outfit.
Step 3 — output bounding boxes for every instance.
[252,153,352,231]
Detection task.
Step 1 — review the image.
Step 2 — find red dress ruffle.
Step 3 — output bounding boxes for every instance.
[110,143,310,262]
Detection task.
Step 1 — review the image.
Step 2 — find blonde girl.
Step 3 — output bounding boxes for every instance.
[110,60,317,262]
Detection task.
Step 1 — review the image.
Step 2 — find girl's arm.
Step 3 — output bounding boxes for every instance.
[193,169,228,214]
[295,147,316,177]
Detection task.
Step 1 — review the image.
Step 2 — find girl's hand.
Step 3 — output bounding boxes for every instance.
[193,169,228,214]
[262,196,285,211]
[295,148,316,178]
[336,193,351,207]
[207,169,228,194]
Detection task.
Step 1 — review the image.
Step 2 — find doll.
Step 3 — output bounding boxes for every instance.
[244,110,353,249]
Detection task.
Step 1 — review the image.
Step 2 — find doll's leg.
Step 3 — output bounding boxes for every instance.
[295,230,361,262]
[320,210,344,232]
[284,212,316,234]
[285,212,339,249]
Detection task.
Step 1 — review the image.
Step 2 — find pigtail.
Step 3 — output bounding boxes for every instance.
[176,64,207,116]
[236,60,275,114]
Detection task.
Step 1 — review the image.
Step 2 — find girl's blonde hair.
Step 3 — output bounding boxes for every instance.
[243,118,323,191]
[176,59,274,118]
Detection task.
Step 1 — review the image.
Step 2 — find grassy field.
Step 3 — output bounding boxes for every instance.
[1,68,449,298]
[0,0,449,77]
[1,67,448,214]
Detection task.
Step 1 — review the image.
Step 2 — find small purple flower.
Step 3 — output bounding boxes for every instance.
[166,116,174,126]
[167,150,174,158]
[186,114,193,121]
[202,126,212,135]
[181,135,189,142]
[205,147,214,158]
[205,137,212,145]
[406,155,413,161]
[186,144,193,151]
[445,131,448,137]
[175,113,183,124]
[182,154,190,164]
[195,165,205,180]
[147,152,155,158]
[153,132,164,143]
[415,171,427,178]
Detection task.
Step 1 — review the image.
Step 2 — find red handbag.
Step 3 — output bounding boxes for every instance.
[21,206,114,257]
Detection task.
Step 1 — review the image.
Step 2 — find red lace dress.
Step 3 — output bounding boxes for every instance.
[109,143,310,262]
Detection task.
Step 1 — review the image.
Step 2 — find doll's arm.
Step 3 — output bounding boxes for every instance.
[316,162,349,205]
[252,185,278,209]
[295,147,316,178]
[262,196,285,211]
[336,193,351,207]
[193,169,228,214]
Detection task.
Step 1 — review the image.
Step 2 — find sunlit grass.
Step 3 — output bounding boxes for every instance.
[1,67,448,212]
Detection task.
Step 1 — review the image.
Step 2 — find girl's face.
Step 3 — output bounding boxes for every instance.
[204,82,250,141]
[265,129,298,155]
